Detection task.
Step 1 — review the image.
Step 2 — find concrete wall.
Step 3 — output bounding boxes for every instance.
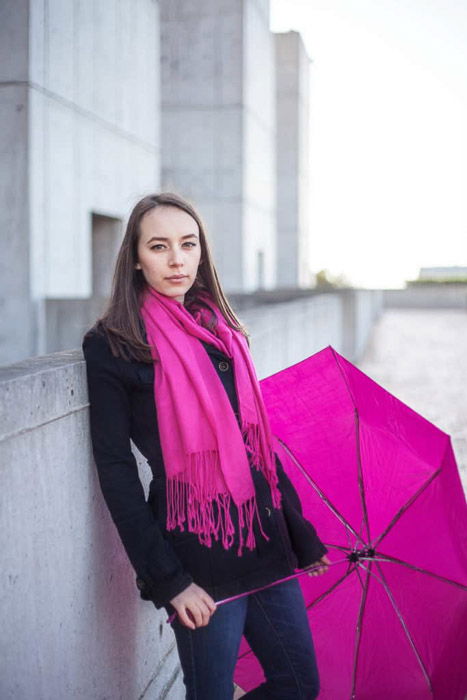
[0,351,184,700]
[44,286,383,362]
[0,290,382,699]
[159,0,244,291]
[159,0,277,293]
[238,288,383,377]
[242,0,277,291]
[0,1,35,368]
[418,266,467,280]
[44,297,109,354]
[275,31,311,288]
[384,284,467,309]
[0,0,161,365]
[2,0,315,366]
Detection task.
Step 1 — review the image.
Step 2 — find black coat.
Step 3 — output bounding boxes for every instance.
[82,329,328,611]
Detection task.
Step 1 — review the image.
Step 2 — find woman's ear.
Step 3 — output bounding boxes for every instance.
[135,262,142,270]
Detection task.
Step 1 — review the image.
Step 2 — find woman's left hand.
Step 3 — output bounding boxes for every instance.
[305,554,331,577]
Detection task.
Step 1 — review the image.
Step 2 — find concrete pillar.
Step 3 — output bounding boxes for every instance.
[159,0,277,292]
[1,0,160,364]
[275,31,311,288]
[0,0,35,364]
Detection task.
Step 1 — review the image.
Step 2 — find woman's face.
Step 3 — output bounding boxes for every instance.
[135,206,202,303]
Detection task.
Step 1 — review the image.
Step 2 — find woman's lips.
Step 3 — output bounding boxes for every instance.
[166,276,188,283]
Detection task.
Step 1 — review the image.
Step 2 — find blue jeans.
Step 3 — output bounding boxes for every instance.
[170,578,320,699]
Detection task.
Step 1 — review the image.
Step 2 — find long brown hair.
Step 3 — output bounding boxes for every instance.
[89,192,249,361]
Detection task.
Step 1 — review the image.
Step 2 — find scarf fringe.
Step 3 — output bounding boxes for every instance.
[241,422,282,509]
[166,448,276,555]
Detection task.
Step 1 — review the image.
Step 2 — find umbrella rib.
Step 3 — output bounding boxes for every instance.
[371,468,441,548]
[305,564,358,611]
[354,562,367,592]
[350,560,372,699]
[375,552,467,591]
[237,562,357,660]
[326,543,354,552]
[332,350,371,547]
[370,560,434,695]
[358,513,366,550]
[354,409,372,545]
[276,437,366,546]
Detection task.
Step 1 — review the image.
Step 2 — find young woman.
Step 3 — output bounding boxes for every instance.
[82,192,330,699]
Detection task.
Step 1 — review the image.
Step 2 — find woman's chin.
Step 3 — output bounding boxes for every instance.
[147,282,191,301]
[163,281,194,300]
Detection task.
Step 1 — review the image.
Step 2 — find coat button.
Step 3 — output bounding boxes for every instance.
[218,360,230,372]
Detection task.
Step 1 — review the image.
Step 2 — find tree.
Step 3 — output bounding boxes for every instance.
[315,268,352,289]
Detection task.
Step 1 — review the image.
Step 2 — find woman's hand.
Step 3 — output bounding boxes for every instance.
[170,583,217,629]
[306,553,331,577]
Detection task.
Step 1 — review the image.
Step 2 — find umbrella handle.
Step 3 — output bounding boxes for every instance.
[165,557,349,625]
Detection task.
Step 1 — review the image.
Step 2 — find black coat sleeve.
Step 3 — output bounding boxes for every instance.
[82,330,193,608]
[275,454,329,568]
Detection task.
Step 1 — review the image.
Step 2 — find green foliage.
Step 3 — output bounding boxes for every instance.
[315,269,352,288]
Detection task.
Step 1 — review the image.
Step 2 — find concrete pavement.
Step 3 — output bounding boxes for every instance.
[359,308,467,493]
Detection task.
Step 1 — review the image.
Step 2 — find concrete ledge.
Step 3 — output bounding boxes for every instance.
[0,349,86,442]
[384,285,467,309]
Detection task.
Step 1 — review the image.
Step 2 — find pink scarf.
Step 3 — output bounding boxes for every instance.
[140,285,282,555]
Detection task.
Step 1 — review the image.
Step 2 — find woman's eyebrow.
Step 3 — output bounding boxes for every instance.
[146,233,198,243]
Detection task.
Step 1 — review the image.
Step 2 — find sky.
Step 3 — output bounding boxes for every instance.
[270,0,467,288]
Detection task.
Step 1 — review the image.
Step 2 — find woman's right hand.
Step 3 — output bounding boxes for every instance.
[305,553,331,576]
[170,583,217,629]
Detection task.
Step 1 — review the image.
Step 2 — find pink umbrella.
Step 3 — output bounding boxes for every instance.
[235,345,467,699]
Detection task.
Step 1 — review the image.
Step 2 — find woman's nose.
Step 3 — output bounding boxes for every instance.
[168,247,183,266]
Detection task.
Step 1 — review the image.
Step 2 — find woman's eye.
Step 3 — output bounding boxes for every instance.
[150,242,197,250]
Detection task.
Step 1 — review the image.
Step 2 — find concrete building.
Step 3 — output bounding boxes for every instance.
[0,0,315,366]
[275,31,311,288]
[417,266,467,280]
[159,0,277,293]
[0,0,160,365]
[1,0,315,365]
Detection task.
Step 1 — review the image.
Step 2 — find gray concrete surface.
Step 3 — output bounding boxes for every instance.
[275,31,311,288]
[43,288,383,367]
[359,308,467,494]
[0,350,184,700]
[0,0,160,365]
[384,284,467,309]
[2,0,314,366]
[241,289,383,377]
[159,0,279,293]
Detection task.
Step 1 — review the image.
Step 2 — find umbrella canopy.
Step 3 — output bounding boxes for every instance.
[235,345,467,699]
